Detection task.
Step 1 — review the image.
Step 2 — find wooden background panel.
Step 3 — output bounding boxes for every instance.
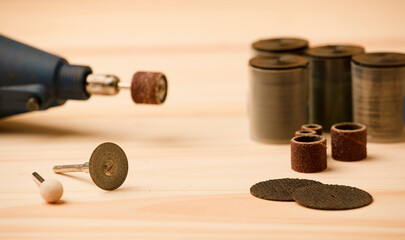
[0,0,405,239]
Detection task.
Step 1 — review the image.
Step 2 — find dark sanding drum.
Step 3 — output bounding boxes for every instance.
[252,37,309,57]
[249,55,309,143]
[306,45,365,131]
[331,122,367,161]
[352,52,405,141]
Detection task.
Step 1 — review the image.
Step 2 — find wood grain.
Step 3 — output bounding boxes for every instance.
[1,0,405,239]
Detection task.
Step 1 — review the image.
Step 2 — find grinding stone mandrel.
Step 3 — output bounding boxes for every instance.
[32,172,64,203]
[295,130,317,137]
[290,135,327,173]
[292,184,373,210]
[53,142,129,191]
[331,122,367,161]
[131,71,167,104]
[301,123,323,135]
[250,178,322,201]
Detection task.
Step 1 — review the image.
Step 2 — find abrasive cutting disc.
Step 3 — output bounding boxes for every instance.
[292,184,373,210]
[250,178,322,201]
[89,142,128,190]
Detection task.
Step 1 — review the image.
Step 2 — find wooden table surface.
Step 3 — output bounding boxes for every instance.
[1,0,405,239]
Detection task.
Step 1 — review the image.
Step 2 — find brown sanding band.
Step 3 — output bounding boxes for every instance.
[301,124,323,135]
[131,71,167,104]
[292,184,373,210]
[331,122,367,161]
[250,178,322,201]
[291,135,327,173]
[295,130,317,137]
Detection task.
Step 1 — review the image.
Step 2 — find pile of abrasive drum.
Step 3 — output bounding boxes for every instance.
[248,37,405,173]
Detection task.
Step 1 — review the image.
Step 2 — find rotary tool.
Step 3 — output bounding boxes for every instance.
[0,35,168,118]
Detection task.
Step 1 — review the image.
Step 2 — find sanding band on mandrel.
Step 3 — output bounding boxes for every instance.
[331,122,367,161]
[131,71,167,104]
[301,123,323,135]
[291,135,327,173]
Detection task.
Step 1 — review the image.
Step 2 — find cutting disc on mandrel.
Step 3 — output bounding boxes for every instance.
[292,184,373,210]
[250,178,322,201]
[131,71,167,104]
[89,142,129,191]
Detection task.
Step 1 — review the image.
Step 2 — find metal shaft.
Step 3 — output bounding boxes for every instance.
[32,172,45,186]
[85,74,133,95]
[117,81,131,89]
[53,162,90,173]
[86,74,121,95]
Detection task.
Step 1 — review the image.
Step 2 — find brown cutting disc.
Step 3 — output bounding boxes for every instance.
[292,184,373,210]
[89,142,129,190]
[250,178,323,201]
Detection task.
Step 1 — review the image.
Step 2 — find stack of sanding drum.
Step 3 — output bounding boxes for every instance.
[248,37,405,173]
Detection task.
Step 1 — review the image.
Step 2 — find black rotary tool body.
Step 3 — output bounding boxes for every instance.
[0,35,93,117]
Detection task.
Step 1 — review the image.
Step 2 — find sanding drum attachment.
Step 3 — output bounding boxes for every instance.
[331,122,367,161]
[131,71,168,104]
[291,135,327,173]
[352,52,405,141]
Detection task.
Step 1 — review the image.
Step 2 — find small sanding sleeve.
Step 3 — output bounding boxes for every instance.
[301,124,323,135]
[291,135,327,173]
[331,122,367,161]
[294,130,316,137]
[131,71,167,104]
